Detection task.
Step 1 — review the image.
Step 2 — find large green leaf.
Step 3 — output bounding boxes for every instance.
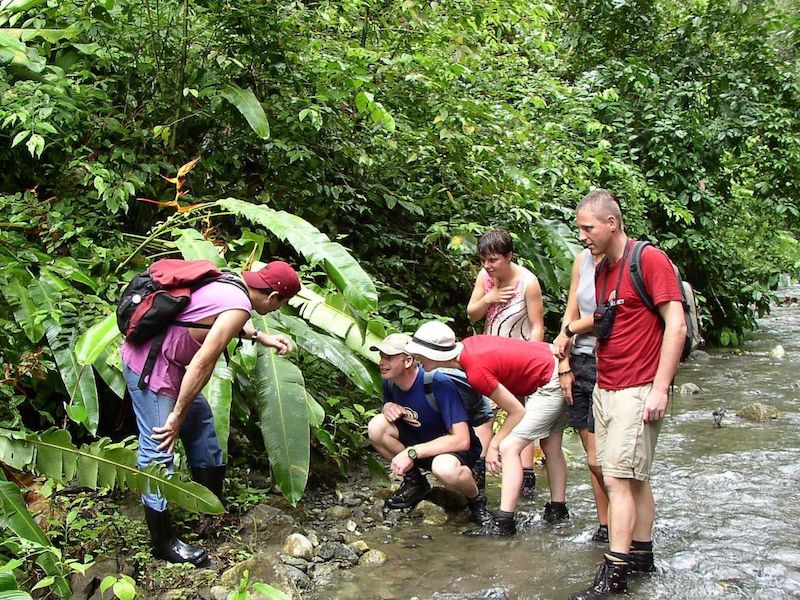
[174,228,226,265]
[218,198,378,313]
[93,344,125,399]
[202,354,233,461]
[0,0,48,13]
[0,481,68,598]
[75,312,120,366]
[251,316,308,504]
[267,312,379,394]
[289,287,382,362]
[219,85,270,140]
[46,324,99,434]
[0,429,223,514]
[0,274,44,343]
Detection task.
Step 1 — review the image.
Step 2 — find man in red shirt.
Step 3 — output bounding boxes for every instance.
[570,190,686,600]
[406,322,571,536]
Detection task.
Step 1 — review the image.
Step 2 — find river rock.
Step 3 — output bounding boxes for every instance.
[280,555,310,571]
[427,486,467,511]
[349,540,370,555]
[307,531,319,546]
[416,588,509,599]
[238,503,295,547]
[220,551,300,600]
[283,533,314,559]
[310,562,340,585]
[315,541,359,566]
[769,345,786,359]
[679,383,703,395]
[285,564,313,591]
[325,505,353,520]
[210,586,229,600]
[414,500,448,525]
[359,549,388,566]
[346,519,358,532]
[685,349,711,362]
[737,402,781,421]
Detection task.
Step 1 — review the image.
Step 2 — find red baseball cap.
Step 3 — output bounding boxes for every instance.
[243,261,301,298]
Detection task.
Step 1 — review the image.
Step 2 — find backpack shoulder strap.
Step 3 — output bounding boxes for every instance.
[422,369,440,413]
[219,270,249,296]
[628,241,657,313]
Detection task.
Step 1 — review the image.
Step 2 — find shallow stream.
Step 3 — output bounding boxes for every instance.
[318,285,800,600]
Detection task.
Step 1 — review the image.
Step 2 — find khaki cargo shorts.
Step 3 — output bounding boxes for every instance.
[593,383,662,481]
[510,357,568,441]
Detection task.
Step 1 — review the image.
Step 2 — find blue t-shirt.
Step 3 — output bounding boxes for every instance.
[383,366,479,451]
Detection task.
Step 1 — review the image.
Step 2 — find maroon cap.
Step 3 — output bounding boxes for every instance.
[243,261,301,298]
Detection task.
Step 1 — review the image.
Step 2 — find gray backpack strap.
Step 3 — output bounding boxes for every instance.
[422,369,440,413]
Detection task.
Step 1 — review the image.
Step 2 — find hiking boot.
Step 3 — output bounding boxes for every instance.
[569,554,629,599]
[384,469,431,510]
[591,524,609,544]
[466,495,492,525]
[630,549,656,573]
[472,458,486,491]
[462,512,516,537]
[520,468,536,498]
[542,501,569,524]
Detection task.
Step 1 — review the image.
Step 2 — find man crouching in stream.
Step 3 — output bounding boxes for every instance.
[367,334,490,526]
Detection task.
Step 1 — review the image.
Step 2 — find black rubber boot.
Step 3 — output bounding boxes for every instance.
[542,501,570,524]
[384,468,431,509]
[630,549,656,573]
[191,464,227,507]
[520,468,536,498]
[472,458,486,491]
[144,506,209,566]
[591,524,609,544]
[462,511,516,537]
[466,495,492,525]
[569,554,629,599]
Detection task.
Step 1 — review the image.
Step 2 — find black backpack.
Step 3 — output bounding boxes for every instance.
[389,368,492,427]
[628,241,703,361]
[117,259,248,389]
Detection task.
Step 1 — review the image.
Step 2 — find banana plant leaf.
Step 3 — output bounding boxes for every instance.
[0,429,223,514]
[0,590,35,600]
[92,344,125,399]
[289,287,382,362]
[218,198,378,314]
[219,84,270,140]
[306,393,324,428]
[46,323,99,434]
[251,316,309,505]
[75,311,120,366]
[267,312,379,394]
[0,481,69,598]
[202,354,233,461]
[174,229,226,266]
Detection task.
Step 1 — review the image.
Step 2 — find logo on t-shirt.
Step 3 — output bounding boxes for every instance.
[402,408,421,428]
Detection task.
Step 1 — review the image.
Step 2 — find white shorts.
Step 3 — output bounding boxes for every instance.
[510,357,568,441]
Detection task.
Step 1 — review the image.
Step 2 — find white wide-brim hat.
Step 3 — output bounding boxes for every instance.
[405,321,463,361]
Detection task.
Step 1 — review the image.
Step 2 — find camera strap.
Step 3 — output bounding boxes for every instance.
[597,240,633,304]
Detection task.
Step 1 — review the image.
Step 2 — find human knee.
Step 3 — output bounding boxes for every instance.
[430,455,461,484]
[367,414,390,442]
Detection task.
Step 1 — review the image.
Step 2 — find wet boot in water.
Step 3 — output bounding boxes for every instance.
[471,457,486,491]
[569,553,629,599]
[462,510,516,537]
[520,468,536,498]
[629,541,656,573]
[591,524,609,544]
[466,494,491,525]
[144,506,209,566]
[542,501,570,524]
[384,468,431,509]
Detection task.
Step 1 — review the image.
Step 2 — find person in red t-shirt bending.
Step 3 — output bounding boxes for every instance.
[405,322,571,536]
[569,190,686,600]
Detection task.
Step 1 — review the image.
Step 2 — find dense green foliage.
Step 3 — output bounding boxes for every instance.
[0,0,799,592]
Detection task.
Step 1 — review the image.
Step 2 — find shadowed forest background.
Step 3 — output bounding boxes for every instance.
[0,0,799,596]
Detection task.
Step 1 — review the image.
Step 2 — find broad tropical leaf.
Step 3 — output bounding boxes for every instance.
[0,274,44,343]
[219,85,270,140]
[93,344,125,399]
[267,312,379,394]
[0,429,224,514]
[174,228,225,265]
[202,354,233,461]
[75,312,120,366]
[251,316,308,504]
[218,198,378,313]
[0,481,68,598]
[289,287,382,362]
[46,324,99,434]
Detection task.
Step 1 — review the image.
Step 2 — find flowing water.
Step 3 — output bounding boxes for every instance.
[318,286,800,600]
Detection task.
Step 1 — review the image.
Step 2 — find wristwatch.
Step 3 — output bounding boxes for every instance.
[565,323,575,338]
[407,447,418,460]
[251,328,261,342]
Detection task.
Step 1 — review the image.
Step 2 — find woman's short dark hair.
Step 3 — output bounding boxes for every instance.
[477,229,513,257]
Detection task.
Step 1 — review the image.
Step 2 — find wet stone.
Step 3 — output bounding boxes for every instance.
[280,555,311,571]
[285,564,312,591]
[349,540,370,555]
[315,541,360,566]
[679,382,703,395]
[359,549,388,566]
[325,505,353,520]
[282,532,314,559]
[415,500,448,526]
[737,402,781,421]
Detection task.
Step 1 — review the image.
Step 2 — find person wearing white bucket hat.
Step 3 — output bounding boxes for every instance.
[366,333,490,526]
[407,321,571,536]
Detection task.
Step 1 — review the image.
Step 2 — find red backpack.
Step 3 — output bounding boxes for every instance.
[117,259,248,389]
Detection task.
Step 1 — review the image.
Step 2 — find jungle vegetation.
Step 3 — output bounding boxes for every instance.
[0,0,798,595]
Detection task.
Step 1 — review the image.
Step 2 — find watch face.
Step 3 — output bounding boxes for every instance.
[408,448,417,459]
